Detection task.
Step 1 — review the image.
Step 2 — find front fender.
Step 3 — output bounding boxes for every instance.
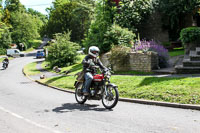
[107,83,118,88]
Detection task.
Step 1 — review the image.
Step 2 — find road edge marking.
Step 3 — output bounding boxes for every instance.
[0,106,63,133]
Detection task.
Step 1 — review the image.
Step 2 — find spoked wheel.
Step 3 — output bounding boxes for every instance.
[102,86,119,109]
[75,82,87,104]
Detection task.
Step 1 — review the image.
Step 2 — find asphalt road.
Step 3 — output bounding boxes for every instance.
[0,54,200,133]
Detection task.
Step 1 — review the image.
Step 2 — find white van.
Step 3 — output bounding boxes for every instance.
[6,49,25,57]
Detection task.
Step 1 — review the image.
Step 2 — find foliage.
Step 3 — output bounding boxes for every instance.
[134,40,169,68]
[0,47,6,55]
[0,22,12,49]
[27,40,42,49]
[115,0,153,31]
[156,0,200,40]
[10,12,40,47]
[4,0,25,12]
[180,27,200,44]
[83,0,116,53]
[103,24,136,52]
[1,0,46,50]
[44,0,93,43]
[46,32,80,68]
[109,45,130,66]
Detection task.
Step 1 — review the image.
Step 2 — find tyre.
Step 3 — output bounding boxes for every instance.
[102,86,119,109]
[75,82,87,104]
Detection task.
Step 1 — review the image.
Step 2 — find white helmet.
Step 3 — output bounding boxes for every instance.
[88,46,100,58]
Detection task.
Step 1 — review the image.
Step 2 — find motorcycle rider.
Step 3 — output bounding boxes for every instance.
[2,57,9,68]
[82,46,107,96]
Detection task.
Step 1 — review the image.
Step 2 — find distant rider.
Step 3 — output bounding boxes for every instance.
[81,46,106,96]
[2,57,9,68]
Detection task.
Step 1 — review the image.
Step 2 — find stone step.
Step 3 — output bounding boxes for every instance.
[189,51,200,61]
[183,59,200,67]
[196,47,200,55]
[175,65,200,74]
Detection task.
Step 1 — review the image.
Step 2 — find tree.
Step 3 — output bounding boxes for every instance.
[44,0,93,43]
[11,12,40,45]
[0,22,12,49]
[83,0,115,53]
[114,0,153,32]
[4,0,25,12]
[156,0,200,40]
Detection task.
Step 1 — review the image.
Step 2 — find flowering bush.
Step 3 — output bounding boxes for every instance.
[133,40,169,68]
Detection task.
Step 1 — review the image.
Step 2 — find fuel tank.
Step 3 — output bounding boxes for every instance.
[93,74,104,82]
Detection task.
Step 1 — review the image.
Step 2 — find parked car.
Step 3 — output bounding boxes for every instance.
[6,49,25,57]
[36,50,45,58]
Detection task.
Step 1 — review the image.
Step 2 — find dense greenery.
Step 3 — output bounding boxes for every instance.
[103,24,136,51]
[156,0,200,40]
[115,0,153,32]
[0,0,47,52]
[43,0,94,43]
[83,0,114,53]
[109,45,130,66]
[46,32,80,68]
[180,27,200,44]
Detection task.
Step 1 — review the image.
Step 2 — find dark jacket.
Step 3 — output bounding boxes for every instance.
[3,58,9,63]
[82,55,106,73]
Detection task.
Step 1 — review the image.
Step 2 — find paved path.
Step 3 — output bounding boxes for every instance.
[29,59,63,80]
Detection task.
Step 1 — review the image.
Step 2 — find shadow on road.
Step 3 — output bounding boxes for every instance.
[52,103,112,113]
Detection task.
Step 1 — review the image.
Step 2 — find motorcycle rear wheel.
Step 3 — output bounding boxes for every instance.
[75,82,87,104]
[102,86,119,109]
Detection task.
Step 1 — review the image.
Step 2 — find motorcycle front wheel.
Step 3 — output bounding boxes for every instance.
[75,82,87,104]
[102,86,119,109]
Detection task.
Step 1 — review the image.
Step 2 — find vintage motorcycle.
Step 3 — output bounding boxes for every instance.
[74,67,119,109]
[2,61,8,70]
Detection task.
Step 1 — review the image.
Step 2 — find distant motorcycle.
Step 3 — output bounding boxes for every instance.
[74,67,119,109]
[2,61,8,69]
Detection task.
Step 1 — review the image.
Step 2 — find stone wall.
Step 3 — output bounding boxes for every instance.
[100,52,158,72]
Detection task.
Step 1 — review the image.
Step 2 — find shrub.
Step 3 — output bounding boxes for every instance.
[27,40,42,49]
[46,32,80,68]
[109,45,131,66]
[0,48,6,55]
[134,40,169,68]
[103,24,136,52]
[180,27,200,44]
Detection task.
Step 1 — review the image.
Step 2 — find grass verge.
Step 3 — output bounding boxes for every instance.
[24,62,41,75]
[39,75,200,105]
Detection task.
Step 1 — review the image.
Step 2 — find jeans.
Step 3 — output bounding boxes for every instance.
[82,72,93,93]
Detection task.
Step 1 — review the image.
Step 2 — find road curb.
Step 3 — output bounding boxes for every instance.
[22,69,200,111]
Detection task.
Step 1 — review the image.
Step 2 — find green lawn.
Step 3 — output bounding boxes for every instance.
[23,62,41,75]
[169,47,184,57]
[40,75,200,105]
[41,55,85,75]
